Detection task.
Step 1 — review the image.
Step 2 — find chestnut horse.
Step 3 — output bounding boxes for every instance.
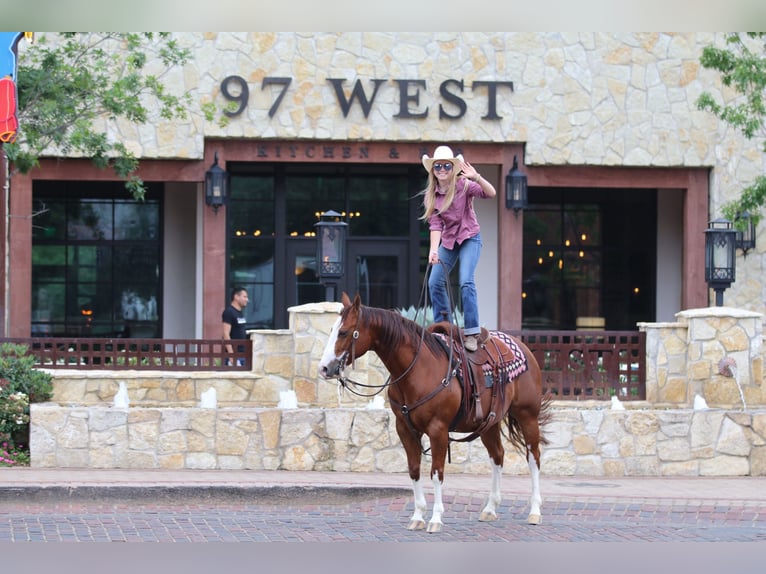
[318,293,552,533]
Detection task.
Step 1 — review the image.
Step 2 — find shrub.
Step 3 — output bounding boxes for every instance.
[397,305,464,328]
[0,343,54,456]
[0,441,30,467]
[0,342,53,402]
[0,383,30,442]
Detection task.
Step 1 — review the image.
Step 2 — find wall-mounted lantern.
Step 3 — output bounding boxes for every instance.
[735,211,756,256]
[205,151,227,214]
[704,218,736,307]
[314,210,348,301]
[505,155,528,216]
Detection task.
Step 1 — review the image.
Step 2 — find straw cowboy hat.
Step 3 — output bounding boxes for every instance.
[422,145,464,172]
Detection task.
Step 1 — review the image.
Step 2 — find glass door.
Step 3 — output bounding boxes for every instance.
[284,238,409,322]
[347,240,409,309]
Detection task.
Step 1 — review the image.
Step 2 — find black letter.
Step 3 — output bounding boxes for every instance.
[472,81,514,120]
[327,78,385,118]
[439,79,467,119]
[393,79,428,119]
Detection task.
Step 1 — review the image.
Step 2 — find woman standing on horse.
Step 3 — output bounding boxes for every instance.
[420,145,497,352]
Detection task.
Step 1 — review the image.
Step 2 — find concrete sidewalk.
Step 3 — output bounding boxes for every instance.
[2,468,766,505]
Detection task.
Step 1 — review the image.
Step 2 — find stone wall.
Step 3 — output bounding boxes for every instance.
[30,404,766,477]
[30,302,766,476]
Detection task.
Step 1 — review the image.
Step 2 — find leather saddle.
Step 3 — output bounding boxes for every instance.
[428,322,527,435]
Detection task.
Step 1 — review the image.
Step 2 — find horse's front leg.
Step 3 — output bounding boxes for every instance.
[409,477,428,530]
[427,469,445,533]
[478,461,503,522]
[425,433,449,533]
[395,418,428,530]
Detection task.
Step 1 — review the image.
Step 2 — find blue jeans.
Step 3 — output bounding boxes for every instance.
[429,233,482,335]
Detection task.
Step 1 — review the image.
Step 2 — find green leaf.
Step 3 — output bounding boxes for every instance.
[13,33,194,200]
[698,33,766,219]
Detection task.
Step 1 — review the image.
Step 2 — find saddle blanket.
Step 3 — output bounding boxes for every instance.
[434,330,528,387]
[487,330,528,383]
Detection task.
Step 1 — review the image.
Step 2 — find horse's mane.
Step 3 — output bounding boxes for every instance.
[346,304,448,359]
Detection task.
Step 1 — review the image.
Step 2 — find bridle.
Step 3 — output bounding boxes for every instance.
[334,302,432,398]
[332,263,457,401]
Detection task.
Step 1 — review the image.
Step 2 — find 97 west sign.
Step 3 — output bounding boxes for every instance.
[219,76,516,121]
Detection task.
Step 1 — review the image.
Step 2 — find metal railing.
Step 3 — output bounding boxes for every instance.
[1,338,252,371]
[4,330,645,398]
[508,330,646,400]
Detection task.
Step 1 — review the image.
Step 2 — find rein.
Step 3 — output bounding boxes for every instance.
[335,309,429,398]
[333,262,473,459]
[337,264,440,396]
[378,262,460,454]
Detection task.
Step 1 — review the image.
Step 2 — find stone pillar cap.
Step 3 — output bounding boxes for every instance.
[676,306,763,320]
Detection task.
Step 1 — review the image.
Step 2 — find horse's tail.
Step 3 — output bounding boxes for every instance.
[537,392,554,445]
[503,392,554,454]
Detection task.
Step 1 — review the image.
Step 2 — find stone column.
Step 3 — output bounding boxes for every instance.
[639,320,689,406]
[678,306,763,409]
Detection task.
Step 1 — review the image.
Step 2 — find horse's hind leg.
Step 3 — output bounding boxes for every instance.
[516,412,543,525]
[478,425,504,522]
[526,443,542,524]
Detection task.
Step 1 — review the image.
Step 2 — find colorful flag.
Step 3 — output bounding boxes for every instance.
[0,32,28,144]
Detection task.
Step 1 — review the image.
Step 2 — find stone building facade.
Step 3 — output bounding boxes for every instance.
[3,33,765,341]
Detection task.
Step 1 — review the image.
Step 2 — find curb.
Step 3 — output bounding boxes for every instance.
[0,484,411,504]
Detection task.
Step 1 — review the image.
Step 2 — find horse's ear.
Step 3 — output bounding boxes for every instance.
[352,293,362,309]
[341,292,352,306]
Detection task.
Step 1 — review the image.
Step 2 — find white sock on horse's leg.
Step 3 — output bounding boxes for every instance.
[527,450,542,524]
[427,472,445,533]
[407,478,428,530]
[479,461,502,521]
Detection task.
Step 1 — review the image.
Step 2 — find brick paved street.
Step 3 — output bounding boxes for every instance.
[3,486,766,542]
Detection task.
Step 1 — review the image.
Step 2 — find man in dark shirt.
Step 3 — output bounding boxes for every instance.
[222,287,249,364]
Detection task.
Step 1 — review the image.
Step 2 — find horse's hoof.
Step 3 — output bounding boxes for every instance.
[426,521,443,533]
[479,511,498,522]
[527,514,541,525]
[407,519,426,531]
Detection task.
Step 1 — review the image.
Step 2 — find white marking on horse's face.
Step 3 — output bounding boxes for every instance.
[318,316,342,378]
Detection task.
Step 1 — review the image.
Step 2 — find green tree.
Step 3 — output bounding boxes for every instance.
[3,32,217,200]
[697,32,766,227]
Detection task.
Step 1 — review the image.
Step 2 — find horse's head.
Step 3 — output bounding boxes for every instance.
[318,292,370,379]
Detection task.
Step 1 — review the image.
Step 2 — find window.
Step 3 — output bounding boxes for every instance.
[522,187,656,330]
[32,182,162,337]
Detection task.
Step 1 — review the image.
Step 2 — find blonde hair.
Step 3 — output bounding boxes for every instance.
[419,170,459,221]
